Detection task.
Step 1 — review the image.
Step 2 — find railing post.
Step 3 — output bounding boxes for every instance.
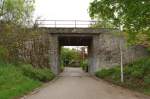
[75,20,76,28]
[54,20,56,28]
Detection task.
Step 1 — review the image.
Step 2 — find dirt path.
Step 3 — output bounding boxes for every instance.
[22,67,149,99]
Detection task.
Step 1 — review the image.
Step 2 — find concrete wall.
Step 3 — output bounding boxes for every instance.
[47,28,149,74]
[96,33,149,70]
[49,35,60,74]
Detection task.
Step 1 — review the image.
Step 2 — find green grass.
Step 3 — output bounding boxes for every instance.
[96,57,150,95]
[21,64,55,82]
[0,63,55,99]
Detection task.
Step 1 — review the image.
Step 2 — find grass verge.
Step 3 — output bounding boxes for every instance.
[95,57,150,95]
[0,63,55,99]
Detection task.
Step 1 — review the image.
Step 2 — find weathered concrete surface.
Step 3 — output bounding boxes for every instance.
[97,33,149,69]
[48,28,149,74]
[22,67,149,99]
[46,28,119,34]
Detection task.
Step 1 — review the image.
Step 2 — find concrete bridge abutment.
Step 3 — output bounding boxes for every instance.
[46,28,149,75]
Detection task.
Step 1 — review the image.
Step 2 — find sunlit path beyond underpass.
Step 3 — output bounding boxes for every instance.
[23,67,149,99]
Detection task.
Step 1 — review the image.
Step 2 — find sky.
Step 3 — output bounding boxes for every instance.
[33,0,91,20]
[33,0,91,49]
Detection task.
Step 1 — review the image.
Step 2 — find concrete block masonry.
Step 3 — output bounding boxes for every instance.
[39,28,149,74]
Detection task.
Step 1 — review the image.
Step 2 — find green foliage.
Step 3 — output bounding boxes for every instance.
[61,47,81,67]
[0,0,35,25]
[96,69,111,78]
[21,64,55,82]
[80,60,88,71]
[0,62,55,99]
[96,67,120,80]
[130,69,144,78]
[89,0,150,45]
[0,63,41,99]
[96,57,150,95]
[60,64,64,72]
[144,74,150,85]
[0,45,8,62]
[0,23,47,65]
[0,0,36,64]
[124,58,150,77]
[91,20,115,28]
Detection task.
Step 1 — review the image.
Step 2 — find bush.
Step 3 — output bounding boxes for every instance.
[0,63,41,99]
[110,67,120,80]
[96,67,120,80]
[0,62,55,99]
[0,46,8,63]
[21,64,55,82]
[95,57,150,95]
[130,70,144,78]
[81,60,88,72]
[95,68,111,78]
[144,74,150,85]
[61,48,81,67]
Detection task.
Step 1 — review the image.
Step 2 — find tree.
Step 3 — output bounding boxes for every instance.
[0,0,35,25]
[61,48,81,67]
[89,0,150,45]
[0,0,35,63]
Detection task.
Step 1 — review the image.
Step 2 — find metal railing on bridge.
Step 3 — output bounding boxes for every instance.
[35,20,99,28]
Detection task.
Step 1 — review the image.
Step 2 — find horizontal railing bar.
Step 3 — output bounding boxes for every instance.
[37,23,96,25]
[35,20,99,28]
[36,19,97,21]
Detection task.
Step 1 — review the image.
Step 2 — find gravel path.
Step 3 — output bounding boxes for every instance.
[22,67,150,99]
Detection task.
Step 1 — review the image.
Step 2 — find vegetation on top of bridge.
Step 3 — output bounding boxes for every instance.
[89,0,150,48]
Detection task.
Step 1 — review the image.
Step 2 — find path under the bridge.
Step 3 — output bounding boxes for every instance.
[22,67,149,99]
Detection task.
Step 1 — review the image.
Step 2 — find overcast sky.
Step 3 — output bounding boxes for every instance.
[33,0,91,20]
[33,0,91,48]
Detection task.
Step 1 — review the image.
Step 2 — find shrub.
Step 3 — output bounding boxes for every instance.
[81,60,88,72]
[110,67,120,80]
[95,68,111,78]
[21,64,55,82]
[60,64,64,72]
[0,64,41,99]
[96,67,121,81]
[95,57,150,95]
[130,69,144,78]
[124,66,132,75]
[0,46,8,63]
[144,74,150,85]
